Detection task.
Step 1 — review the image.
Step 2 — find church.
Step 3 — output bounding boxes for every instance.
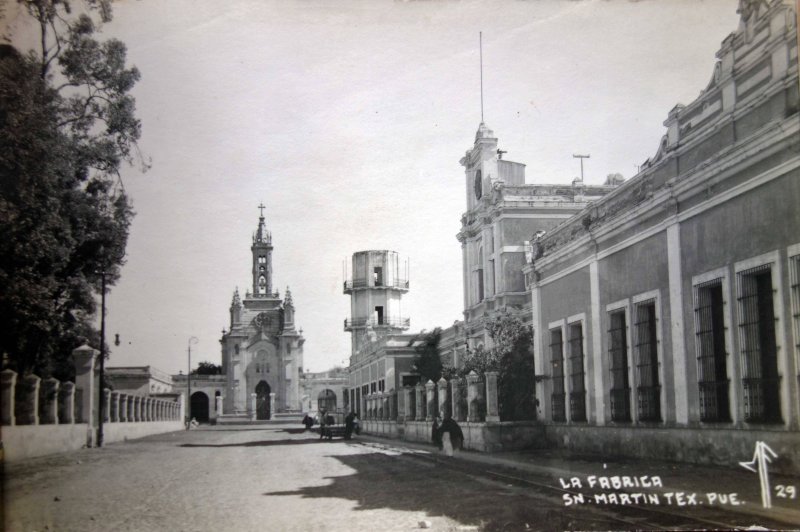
[218,206,305,419]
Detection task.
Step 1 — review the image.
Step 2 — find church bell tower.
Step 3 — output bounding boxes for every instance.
[252,203,273,296]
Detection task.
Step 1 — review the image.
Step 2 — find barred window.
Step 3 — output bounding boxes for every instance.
[634,300,661,422]
[608,309,631,422]
[790,255,800,371]
[550,328,566,422]
[568,322,587,422]
[737,265,781,423]
[694,280,730,422]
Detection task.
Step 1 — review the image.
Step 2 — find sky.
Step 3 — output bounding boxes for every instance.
[4,0,742,374]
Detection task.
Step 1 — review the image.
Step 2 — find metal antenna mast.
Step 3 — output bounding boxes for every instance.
[573,154,590,181]
[480,32,484,123]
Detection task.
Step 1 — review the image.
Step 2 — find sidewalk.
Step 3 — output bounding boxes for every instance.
[358,433,800,527]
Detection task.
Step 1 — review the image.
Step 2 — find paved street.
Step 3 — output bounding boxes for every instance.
[3,426,797,531]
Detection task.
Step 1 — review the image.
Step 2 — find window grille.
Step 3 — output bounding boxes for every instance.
[694,280,730,421]
[608,310,631,422]
[634,300,661,421]
[737,265,781,423]
[790,255,800,370]
[568,323,587,422]
[550,328,565,422]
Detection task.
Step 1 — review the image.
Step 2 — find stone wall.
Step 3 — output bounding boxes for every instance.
[1,344,184,462]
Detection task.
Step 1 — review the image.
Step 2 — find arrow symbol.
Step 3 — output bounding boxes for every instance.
[740,441,778,508]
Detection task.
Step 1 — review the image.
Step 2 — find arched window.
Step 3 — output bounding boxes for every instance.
[258,275,267,294]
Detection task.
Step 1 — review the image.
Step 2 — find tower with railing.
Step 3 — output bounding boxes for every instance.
[344,250,409,357]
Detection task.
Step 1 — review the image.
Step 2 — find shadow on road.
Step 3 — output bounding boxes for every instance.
[179,438,333,448]
[263,451,596,531]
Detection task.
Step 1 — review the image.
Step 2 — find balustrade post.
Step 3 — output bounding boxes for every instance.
[269,392,276,419]
[102,389,111,423]
[17,374,42,425]
[424,380,436,421]
[109,391,119,422]
[467,371,485,422]
[485,371,500,422]
[1,369,17,426]
[249,393,257,421]
[120,394,129,422]
[389,390,397,421]
[396,387,407,421]
[437,378,449,419]
[59,381,75,424]
[451,378,462,421]
[405,387,415,421]
[415,384,425,420]
[40,377,60,424]
[216,395,224,418]
[73,344,98,446]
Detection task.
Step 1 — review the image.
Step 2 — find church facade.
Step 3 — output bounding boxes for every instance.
[218,208,305,419]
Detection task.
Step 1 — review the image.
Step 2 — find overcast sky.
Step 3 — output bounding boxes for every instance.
[5,0,741,374]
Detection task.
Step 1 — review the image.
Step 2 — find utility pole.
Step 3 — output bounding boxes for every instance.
[97,270,107,447]
[187,336,198,428]
[573,154,590,181]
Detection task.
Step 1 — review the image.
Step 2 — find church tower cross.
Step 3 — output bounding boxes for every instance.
[252,203,273,296]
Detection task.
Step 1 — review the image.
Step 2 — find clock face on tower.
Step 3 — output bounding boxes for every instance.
[474,170,482,200]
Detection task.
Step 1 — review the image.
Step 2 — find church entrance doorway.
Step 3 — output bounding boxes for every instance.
[256,380,271,420]
[318,389,337,412]
[190,392,209,422]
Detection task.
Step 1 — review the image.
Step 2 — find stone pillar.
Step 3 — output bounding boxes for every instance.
[249,393,257,421]
[389,390,397,421]
[40,377,60,424]
[437,378,449,419]
[122,394,130,422]
[467,371,484,422]
[17,374,41,425]
[103,389,111,423]
[135,396,142,422]
[147,397,154,421]
[405,387,416,421]
[375,392,383,420]
[415,384,425,421]
[485,371,500,422]
[73,344,98,440]
[397,387,407,421]
[451,378,462,422]
[269,392,276,419]
[216,395,224,418]
[1,369,17,426]
[424,380,436,421]
[59,381,75,424]
[110,392,120,422]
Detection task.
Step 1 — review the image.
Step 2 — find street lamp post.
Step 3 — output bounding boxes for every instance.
[187,336,198,428]
[97,270,107,447]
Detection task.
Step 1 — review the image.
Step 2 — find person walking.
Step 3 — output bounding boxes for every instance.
[438,414,463,457]
[344,411,357,440]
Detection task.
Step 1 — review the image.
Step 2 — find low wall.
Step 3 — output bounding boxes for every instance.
[544,424,800,474]
[3,424,90,461]
[2,421,184,462]
[364,420,546,452]
[103,421,184,444]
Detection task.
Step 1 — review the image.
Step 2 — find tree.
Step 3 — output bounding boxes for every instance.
[410,327,443,383]
[486,311,537,421]
[192,362,222,376]
[0,1,144,380]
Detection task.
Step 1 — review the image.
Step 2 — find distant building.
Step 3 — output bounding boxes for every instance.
[299,367,349,413]
[218,208,305,419]
[344,250,420,417]
[106,366,173,395]
[523,0,799,465]
[455,123,618,352]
